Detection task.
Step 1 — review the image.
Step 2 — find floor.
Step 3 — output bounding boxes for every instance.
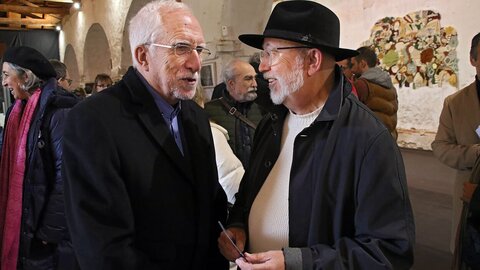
[401,148,455,270]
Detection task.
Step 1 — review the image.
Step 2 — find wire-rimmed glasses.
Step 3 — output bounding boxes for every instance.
[259,46,313,66]
[146,42,211,60]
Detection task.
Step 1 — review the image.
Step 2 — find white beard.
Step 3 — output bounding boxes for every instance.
[270,56,304,105]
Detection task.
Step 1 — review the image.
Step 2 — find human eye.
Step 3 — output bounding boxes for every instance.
[174,43,193,55]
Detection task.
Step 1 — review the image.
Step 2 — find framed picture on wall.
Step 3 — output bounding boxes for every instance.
[200,62,216,88]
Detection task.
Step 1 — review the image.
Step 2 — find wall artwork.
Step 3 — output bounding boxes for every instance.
[364,10,458,89]
[200,62,216,88]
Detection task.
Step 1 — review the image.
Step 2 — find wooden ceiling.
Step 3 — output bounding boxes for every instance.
[0,0,78,30]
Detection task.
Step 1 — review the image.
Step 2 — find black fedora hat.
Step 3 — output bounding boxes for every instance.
[239,0,358,61]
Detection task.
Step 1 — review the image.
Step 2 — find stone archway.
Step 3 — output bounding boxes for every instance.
[64,44,80,89]
[120,0,152,76]
[84,23,112,83]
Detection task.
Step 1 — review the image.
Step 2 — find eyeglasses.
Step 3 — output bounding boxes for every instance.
[61,77,73,86]
[260,46,313,66]
[96,84,111,88]
[145,42,212,60]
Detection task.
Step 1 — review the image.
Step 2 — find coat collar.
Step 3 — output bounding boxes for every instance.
[269,65,351,126]
[122,67,195,183]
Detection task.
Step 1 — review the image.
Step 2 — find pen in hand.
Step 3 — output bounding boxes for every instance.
[218,221,247,260]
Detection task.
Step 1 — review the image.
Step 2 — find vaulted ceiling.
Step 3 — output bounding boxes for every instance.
[0,0,78,30]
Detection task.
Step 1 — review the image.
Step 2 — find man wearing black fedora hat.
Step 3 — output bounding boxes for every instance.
[218,1,415,269]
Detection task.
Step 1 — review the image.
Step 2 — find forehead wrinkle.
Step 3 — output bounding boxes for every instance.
[162,11,204,46]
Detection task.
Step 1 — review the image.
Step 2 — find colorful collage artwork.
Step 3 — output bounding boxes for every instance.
[365,10,458,89]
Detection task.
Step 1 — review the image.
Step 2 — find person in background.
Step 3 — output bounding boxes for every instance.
[350,46,398,140]
[204,59,264,169]
[218,1,414,269]
[93,73,113,94]
[432,32,480,254]
[193,86,244,205]
[337,58,354,81]
[337,57,358,96]
[1,46,78,269]
[49,59,73,92]
[61,1,228,269]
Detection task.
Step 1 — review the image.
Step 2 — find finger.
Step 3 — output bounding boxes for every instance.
[236,257,252,270]
[218,238,241,261]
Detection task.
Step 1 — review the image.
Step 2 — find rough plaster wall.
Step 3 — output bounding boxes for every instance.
[185,0,271,86]
[315,0,480,149]
[60,0,132,82]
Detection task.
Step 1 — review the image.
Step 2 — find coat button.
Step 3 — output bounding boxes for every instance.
[38,140,45,148]
[264,161,272,168]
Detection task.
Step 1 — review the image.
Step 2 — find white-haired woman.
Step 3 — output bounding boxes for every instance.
[0,46,78,270]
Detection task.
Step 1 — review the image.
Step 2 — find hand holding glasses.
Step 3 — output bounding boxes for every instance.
[218,221,247,261]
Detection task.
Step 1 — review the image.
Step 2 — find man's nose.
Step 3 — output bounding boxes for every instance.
[185,51,201,72]
[259,61,270,73]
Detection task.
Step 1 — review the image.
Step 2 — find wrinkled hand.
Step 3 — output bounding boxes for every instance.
[462,182,478,203]
[218,227,246,261]
[236,251,285,270]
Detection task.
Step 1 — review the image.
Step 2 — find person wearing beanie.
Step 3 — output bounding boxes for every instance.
[0,46,78,270]
[218,1,414,269]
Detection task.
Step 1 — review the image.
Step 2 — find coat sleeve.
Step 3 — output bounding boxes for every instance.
[62,104,159,270]
[287,131,415,270]
[431,97,480,170]
[36,108,69,243]
[211,125,244,204]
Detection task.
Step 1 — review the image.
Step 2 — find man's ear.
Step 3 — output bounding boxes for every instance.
[306,49,322,76]
[471,55,477,67]
[227,79,235,90]
[134,46,149,71]
[360,59,369,70]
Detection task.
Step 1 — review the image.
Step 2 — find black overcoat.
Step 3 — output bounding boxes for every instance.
[62,67,228,270]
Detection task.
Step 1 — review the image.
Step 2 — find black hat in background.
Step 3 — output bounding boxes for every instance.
[238,0,358,61]
[3,46,57,80]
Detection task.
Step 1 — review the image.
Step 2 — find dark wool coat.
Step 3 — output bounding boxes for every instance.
[62,67,228,270]
[229,70,415,269]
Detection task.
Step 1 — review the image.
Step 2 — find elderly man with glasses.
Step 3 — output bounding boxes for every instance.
[218,1,415,269]
[61,1,228,269]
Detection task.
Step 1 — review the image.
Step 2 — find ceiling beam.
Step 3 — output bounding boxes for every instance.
[0,16,58,26]
[16,0,39,8]
[30,0,74,3]
[0,4,69,15]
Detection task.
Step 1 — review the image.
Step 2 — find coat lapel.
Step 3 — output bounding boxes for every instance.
[122,68,195,182]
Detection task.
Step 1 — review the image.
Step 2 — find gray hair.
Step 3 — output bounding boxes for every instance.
[128,0,191,67]
[5,62,42,92]
[222,59,249,84]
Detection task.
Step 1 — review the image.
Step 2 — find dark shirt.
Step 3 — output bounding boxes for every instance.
[136,69,184,155]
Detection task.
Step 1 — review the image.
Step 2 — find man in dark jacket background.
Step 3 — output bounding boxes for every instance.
[218,1,415,269]
[205,59,265,168]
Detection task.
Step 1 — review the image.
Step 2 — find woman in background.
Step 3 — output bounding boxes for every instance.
[0,46,78,270]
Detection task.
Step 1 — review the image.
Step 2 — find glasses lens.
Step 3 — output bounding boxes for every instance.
[197,47,211,60]
[260,50,277,66]
[174,44,192,56]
